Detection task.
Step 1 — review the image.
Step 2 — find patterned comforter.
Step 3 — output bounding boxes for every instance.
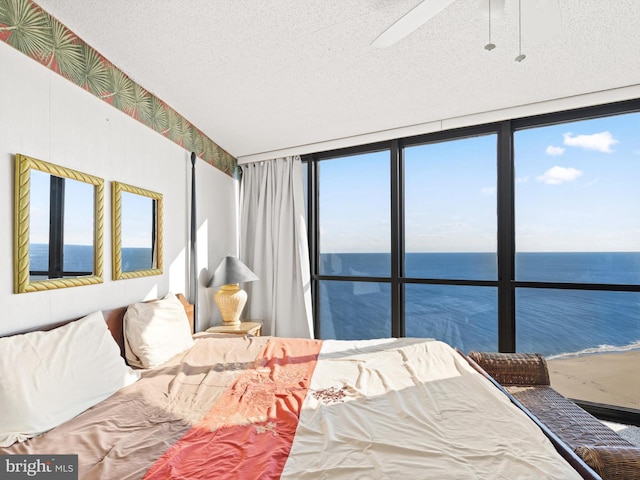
[1,334,583,479]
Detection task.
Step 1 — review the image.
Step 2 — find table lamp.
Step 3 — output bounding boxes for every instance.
[208,255,259,327]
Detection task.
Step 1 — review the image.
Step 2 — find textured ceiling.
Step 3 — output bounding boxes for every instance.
[33,0,640,161]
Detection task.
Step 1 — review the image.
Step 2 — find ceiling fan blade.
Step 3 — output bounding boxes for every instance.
[371,0,457,48]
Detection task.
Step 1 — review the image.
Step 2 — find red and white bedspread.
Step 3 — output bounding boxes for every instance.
[2,335,582,479]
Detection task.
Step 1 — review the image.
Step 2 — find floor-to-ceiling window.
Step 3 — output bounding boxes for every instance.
[304,99,640,418]
[403,134,498,353]
[316,149,391,340]
[514,111,640,412]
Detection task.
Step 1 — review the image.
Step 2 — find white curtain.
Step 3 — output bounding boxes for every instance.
[240,156,313,338]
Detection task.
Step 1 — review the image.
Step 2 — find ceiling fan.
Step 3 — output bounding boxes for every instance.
[371,0,560,61]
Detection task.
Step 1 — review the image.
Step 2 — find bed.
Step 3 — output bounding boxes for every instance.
[0,293,600,479]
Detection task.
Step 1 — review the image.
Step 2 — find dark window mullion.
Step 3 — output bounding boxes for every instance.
[308,155,321,338]
[497,121,515,352]
[48,175,65,279]
[390,140,403,337]
[151,199,157,268]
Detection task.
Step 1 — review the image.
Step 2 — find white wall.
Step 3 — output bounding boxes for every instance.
[0,42,238,335]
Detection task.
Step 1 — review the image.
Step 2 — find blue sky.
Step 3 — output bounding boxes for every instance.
[29,173,153,248]
[320,112,640,253]
[515,113,640,252]
[120,191,153,248]
[29,170,94,245]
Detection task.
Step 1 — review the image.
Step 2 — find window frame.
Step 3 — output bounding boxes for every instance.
[303,98,640,423]
[29,175,96,279]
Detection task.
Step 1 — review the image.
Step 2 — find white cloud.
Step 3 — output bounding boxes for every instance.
[545,145,565,156]
[480,186,496,195]
[562,131,618,153]
[536,166,583,185]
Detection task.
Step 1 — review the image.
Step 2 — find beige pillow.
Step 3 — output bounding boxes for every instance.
[124,293,194,368]
[0,311,140,447]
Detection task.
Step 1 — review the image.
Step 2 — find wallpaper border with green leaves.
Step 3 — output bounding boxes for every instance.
[0,0,236,176]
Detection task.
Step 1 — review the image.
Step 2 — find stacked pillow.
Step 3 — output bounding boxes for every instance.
[0,293,194,447]
[124,293,194,369]
[0,311,140,447]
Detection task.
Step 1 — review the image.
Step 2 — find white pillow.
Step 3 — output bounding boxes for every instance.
[0,311,141,447]
[124,293,194,368]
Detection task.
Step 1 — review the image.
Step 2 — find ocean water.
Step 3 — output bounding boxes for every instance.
[120,247,153,272]
[319,252,640,357]
[29,243,152,275]
[29,246,640,358]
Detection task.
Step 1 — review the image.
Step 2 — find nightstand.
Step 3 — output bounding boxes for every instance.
[206,321,262,336]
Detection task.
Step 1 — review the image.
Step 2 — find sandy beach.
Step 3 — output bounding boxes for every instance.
[547,350,640,410]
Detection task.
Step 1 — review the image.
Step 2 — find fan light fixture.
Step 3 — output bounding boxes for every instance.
[484,0,496,51]
[371,0,559,62]
[515,0,526,62]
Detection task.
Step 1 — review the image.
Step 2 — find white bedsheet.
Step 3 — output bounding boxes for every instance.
[282,338,582,479]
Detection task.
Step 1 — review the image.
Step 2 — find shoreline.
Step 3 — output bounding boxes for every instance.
[547,350,640,410]
[546,342,640,361]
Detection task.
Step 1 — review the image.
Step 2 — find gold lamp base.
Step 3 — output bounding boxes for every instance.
[214,284,247,326]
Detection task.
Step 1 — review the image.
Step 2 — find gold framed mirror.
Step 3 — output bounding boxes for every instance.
[112,181,163,280]
[14,154,104,293]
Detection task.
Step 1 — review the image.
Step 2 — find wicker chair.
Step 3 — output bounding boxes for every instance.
[468,351,640,480]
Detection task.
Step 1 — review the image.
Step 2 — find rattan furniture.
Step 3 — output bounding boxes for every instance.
[468,351,640,480]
